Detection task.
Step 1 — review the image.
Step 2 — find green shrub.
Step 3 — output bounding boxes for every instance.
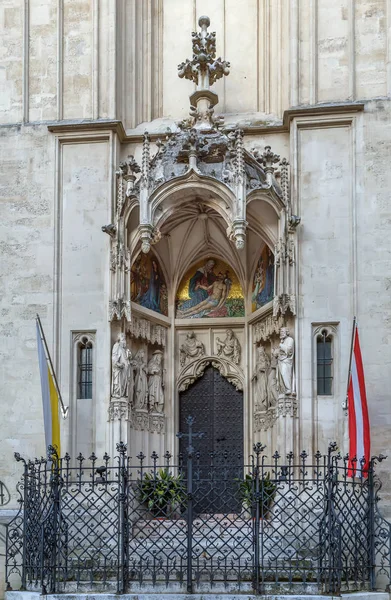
[236,472,276,518]
[136,469,187,517]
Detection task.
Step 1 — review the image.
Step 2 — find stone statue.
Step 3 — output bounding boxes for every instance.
[147,350,165,413]
[180,331,205,366]
[216,329,241,365]
[111,333,132,399]
[276,327,295,396]
[132,349,148,409]
[252,345,270,409]
[267,348,279,407]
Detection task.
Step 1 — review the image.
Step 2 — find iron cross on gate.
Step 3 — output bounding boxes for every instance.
[176,415,204,456]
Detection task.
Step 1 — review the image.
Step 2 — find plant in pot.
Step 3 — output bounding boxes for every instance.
[136,468,187,518]
[237,472,276,519]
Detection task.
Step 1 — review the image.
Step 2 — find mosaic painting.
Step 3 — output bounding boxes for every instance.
[252,244,275,311]
[176,258,245,319]
[131,252,168,316]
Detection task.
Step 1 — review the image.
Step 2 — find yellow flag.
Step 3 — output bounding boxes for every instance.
[36,320,61,455]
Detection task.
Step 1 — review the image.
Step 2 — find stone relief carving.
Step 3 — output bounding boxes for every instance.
[111,333,132,400]
[252,345,270,410]
[147,350,165,413]
[180,331,205,366]
[252,329,296,433]
[132,410,165,434]
[178,356,243,392]
[216,329,241,365]
[108,399,131,422]
[128,316,167,348]
[276,327,295,397]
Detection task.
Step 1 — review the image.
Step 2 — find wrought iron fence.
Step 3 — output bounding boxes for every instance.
[5,422,391,595]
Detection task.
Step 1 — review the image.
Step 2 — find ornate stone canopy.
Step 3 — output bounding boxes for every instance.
[115,16,288,255]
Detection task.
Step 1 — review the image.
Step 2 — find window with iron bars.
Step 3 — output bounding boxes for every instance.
[77,338,93,399]
[317,329,333,395]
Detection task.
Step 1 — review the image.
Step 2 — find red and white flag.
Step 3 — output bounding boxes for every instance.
[347,321,370,477]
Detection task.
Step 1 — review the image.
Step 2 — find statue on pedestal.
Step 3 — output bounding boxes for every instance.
[216,329,241,365]
[252,345,270,409]
[132,349,149,409]
[276,327,295,396]
[147,350,165,413]
[111,333,132,399]
[180,331,205,366]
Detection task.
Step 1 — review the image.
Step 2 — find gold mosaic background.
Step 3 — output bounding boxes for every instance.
[177,258,243,301]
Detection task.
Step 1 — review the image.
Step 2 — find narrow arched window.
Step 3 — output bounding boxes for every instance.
[317,330,333,395]
[77,337,93,399]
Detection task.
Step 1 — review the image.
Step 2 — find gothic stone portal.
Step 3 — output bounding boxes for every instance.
[179,366,244,514]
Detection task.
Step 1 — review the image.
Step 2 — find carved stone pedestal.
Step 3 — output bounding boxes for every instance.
[108,397,132,459]
[274,394,298,458]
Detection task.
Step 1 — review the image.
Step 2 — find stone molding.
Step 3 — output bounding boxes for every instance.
[46,102,365,141]
[128,316,167,347]
[178,355,244,392]
[253,313,285,344]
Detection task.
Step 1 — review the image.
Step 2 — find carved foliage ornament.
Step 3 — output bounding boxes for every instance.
[253,313,285,344]
[178,356,243,392]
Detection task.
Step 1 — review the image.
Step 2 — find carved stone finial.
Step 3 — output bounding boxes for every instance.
[178,16,229,89]
[251,145,280,185]
[178,16,229,131]
[118,155,140,198]
[182,128,208,171]
[141,131,151,191]
[198,15,210,29]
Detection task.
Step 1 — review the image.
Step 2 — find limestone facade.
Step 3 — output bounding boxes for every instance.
[1,0,391,537]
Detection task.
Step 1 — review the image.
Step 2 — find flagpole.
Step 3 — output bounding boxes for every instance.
[36,314,69,419]
[343,316,357,411]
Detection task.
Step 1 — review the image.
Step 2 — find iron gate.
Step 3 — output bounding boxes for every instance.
[5,427,391,595]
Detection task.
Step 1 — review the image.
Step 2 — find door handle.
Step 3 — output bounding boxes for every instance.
[216,437,226,442]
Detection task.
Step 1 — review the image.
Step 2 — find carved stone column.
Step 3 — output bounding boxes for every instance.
[108,400,132,460]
